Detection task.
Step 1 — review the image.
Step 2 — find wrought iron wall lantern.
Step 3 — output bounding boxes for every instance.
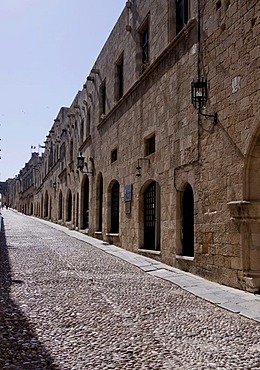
[191,79,218,125]
[77,153,94,176]
[135,158,150,177]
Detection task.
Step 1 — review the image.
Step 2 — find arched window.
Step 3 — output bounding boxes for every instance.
[111,181,120,233]
[182,183,194,257]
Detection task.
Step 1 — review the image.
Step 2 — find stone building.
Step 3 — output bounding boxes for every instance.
[4,153,40,213]
[5,0,260,292]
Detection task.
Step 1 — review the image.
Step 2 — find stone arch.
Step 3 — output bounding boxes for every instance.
[244,125,260,200]
[240,125,260,290]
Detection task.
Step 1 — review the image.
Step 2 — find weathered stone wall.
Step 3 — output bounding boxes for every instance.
[9,0,260,292]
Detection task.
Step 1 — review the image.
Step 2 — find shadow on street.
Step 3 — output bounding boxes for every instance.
[0,220,59,369]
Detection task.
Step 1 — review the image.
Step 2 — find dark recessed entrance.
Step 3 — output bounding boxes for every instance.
[83,177,89,229]
[182,183,194,257]
[67,191,72,222]
[111,181,119,233]
[144,181,160,250]
[98,175,103,231]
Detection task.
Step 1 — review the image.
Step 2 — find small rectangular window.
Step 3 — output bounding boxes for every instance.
[141,27,149,65]
[70,140,73,161]
[86,107,91,137]
[100,79,106,117]
[111,148,118,163]
[115,54,124,101]
[145,134,155,156]
[138,16,150,73]
[60,142,66,159]
[176,0,189,34]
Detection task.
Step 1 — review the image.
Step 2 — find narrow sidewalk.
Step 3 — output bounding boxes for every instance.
[35,216,260,323]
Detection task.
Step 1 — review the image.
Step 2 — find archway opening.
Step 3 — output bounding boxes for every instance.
[58,192,63,220]
[44,192,49,218]
[97,174,103,231]
[110,181,119,233]
[82,177,89,229]
[182,183,194,257]
[143,181,160,251]
[67,190,72,222]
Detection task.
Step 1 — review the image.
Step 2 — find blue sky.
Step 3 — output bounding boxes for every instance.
[0,0,125,181]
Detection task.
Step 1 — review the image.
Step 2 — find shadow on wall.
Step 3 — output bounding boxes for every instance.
[0,222,58,369]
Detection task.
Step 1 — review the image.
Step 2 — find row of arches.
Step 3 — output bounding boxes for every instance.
[38,176,195,256]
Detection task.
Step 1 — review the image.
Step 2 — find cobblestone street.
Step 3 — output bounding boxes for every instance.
[0,209,259,370]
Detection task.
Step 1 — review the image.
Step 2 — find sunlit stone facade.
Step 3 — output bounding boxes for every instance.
[5,0,260,292]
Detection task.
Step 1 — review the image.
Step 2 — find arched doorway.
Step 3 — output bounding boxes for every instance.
[82,176,89,229]
[58,191,63,220]
[240,128,260,288]
[182,183,194,257]
[110,181,119,233]
[75,193,79,228]
[41,194,44,218]
[44,192,49,218]
[49,197,52,220]
[97,174,103,231]
[143,181,160,251]
[67,190,72,222]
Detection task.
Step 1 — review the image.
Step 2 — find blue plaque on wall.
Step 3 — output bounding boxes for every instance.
[124,184,132,202]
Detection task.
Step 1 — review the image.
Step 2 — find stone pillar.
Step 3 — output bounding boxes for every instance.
[227,200,260,292]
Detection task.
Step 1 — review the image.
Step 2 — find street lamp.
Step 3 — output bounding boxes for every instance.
[191,79,218,125]
[135,158,150,177]
[77,153,94,176]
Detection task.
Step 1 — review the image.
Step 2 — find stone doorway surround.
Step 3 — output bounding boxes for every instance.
[227,128,260,293]
[227,200,260,293]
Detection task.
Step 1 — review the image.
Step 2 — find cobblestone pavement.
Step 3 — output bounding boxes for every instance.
[0,210,259,370]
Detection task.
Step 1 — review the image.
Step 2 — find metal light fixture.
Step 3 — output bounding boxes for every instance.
[77,153,94,176]
[135,158,150,177]
[191,79,218,125]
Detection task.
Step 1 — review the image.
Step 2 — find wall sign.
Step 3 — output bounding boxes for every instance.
[124,184,132,202]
